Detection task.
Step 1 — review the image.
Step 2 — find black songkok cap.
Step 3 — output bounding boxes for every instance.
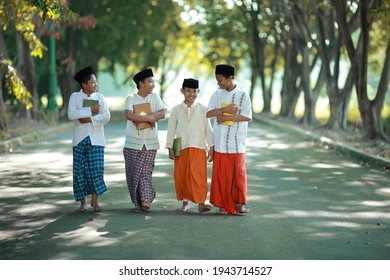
[182,78,199,89]
[215,64,235,76]
[74,66,94,84]
[133,68,154,85]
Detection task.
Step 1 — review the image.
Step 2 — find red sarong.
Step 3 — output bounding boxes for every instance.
[174,147,208,203]
[210,152,247,214]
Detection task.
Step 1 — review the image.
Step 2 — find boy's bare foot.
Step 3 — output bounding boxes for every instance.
[236,204,249,213]
[142,202,151,211]
[178,201,190,212]
[79,199,88,212]
[90,193,102,212]
[217,208,228,215]
[198,203,212,213]
[90,203,102,212]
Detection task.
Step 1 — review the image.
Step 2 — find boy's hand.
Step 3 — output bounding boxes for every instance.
[207,146,214,162]
[147,113,157,127]
[216,114,229,124]
[223,104,238,115]
[79,117,91,123]
[168,148,176,160]
[91,104,100,115]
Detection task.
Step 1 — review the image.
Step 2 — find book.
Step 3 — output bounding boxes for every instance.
[173,137,182,157]
[133,103,153,130]
[221,103,234,126]
[82,99,99,116]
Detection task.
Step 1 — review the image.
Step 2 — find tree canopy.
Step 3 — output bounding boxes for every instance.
[1,0,389,141]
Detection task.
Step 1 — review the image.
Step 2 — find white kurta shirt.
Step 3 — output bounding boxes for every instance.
[207,87,252,153]
[166,102,213,150]
[68,90,111,146]
[124,92,167,150]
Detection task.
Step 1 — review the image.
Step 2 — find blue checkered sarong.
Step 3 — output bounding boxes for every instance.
[72,136,107,201]
[123,146,157,209]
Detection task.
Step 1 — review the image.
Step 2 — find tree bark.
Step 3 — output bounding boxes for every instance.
[57,27,76,120]
[248,6,269,113]
[16,32,37,121]
[333,0,387,140]
[0,75,8,131]
[0,30,9,131]
[372,36,390,140]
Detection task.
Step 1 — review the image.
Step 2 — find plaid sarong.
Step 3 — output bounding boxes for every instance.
[123,146,157,209]
[73,136,107,201]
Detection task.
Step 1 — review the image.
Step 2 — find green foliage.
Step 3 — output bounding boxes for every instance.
[29,0,78,23]
[0,0,78,101]
[63,0,182,78]
[0,58,32,109]
[184,0,248,71]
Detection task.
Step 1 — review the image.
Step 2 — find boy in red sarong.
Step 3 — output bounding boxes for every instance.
[206,64,252,215]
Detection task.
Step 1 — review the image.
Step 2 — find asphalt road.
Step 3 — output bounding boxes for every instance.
[0,118,389,260]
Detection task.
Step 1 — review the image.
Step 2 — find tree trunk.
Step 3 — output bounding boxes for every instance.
[333,0,386,140]
[16,32,37,121]
[58,70,75,120]
[266,40,279,114]
[0,77,8,131]
[0,30,9,131]
[280,40,293,116]
[301,45,315,125]
[58,27,76,120]
[340,70,354,129]
[249,8,269,113]
[372,35,390,140]
[249,62,257,102]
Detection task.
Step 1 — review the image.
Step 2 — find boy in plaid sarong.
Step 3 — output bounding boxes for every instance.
[68,66,110,212]
[123,68,166,212]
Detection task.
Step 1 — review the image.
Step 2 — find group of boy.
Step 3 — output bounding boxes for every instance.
[68,64,252,215]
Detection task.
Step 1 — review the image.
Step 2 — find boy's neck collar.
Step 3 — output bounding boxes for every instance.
[82,90,93,97]
[184,101,196,107]
[137,91,150,98]
[225,83,236,92]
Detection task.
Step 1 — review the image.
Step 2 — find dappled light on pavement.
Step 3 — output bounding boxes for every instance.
[0,119,389,260]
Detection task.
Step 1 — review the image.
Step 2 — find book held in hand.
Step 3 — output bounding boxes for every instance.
[173,137,182,157]
[133,103,153,130]
[221,103,234,126]
[82,99,99,115]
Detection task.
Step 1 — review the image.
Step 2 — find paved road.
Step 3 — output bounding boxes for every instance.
[0,118,389,260]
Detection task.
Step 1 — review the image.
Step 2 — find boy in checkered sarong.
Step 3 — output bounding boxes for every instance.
[68,66,110,212]
[123,68,166,212]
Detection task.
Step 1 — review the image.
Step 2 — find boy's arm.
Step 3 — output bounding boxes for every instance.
[165,108,177,149]
[216,114,251,124]
[67,93,92,121]
[123,109,163,124]
[91,95,110,125]
[153,109,165,122]
[206,104,238,118]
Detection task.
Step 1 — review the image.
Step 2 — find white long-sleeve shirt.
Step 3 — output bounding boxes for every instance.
[207,87,252,153]
[166,102,213,150]
[68,90,110,146]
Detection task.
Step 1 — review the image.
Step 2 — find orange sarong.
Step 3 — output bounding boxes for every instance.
[210,152,247,214]
[174,147,208,203]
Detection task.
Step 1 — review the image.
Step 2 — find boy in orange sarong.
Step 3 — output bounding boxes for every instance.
[207,64,252,215]
[166,78,214,213]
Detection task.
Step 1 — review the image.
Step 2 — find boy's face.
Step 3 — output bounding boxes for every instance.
[181,87,198,105]
[215,74,232,90]
[82,74,98,94]
[140,77,155,93]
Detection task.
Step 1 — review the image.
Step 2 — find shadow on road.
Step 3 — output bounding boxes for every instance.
[0,119,389,260]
